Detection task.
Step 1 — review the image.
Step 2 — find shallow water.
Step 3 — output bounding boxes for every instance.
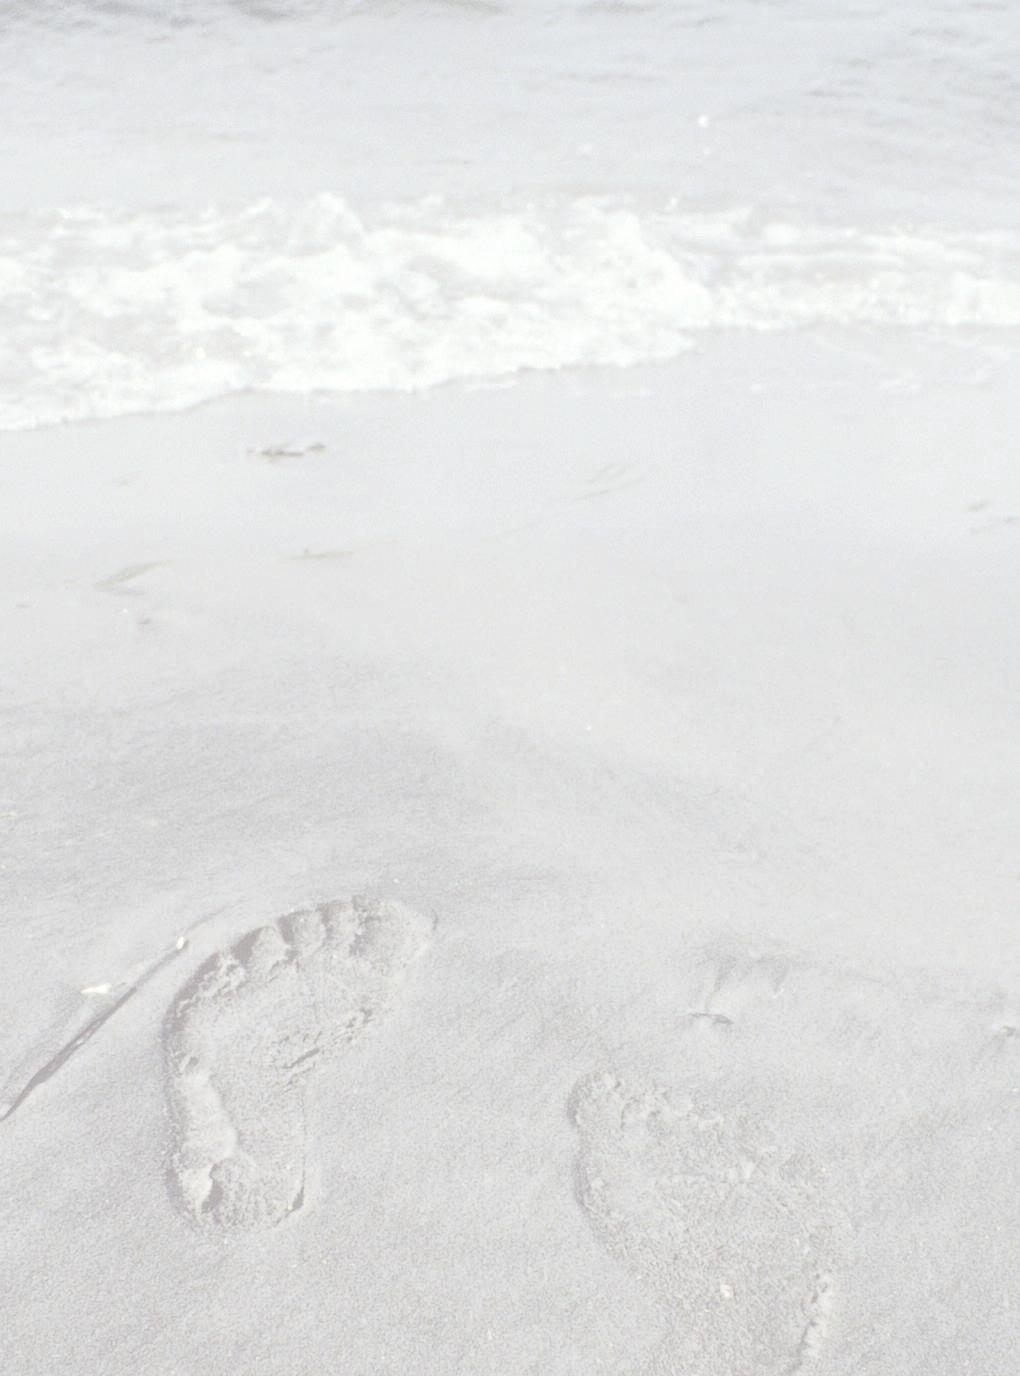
[2,0,1018,425]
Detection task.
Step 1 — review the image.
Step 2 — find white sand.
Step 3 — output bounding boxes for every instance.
[1,333,1018,1372]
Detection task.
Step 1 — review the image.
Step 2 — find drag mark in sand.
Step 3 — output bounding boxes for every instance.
[573,461,646,503]
[0,937,188,1124]
[163,897,432,1232]
[95,561,167,591]
[571,1071,842,1376]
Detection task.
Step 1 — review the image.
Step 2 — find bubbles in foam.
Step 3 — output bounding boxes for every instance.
[2,194,1019,430]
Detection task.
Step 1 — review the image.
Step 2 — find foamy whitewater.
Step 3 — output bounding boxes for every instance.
[2,4,1018,1375]
[4,197,1020,428]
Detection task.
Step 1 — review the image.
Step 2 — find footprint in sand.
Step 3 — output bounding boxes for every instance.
[571,946,1019,1375]
[572,1072,842,1376]
[163,897,431,1232]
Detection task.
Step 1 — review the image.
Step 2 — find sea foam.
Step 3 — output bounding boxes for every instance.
[3,194,1018,430]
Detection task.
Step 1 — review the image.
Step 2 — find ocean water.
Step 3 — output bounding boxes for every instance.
[2,0,1018,427]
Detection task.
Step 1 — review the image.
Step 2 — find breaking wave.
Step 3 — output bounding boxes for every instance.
[3,194,1019,429]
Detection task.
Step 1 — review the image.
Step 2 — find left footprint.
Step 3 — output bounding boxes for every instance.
[163,897,432,1232]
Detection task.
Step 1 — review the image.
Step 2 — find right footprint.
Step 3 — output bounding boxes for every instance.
[572,1072,842,1376]
[163,896,432,1234]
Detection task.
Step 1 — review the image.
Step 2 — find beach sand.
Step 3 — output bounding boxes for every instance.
[1,333,1018,1372]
